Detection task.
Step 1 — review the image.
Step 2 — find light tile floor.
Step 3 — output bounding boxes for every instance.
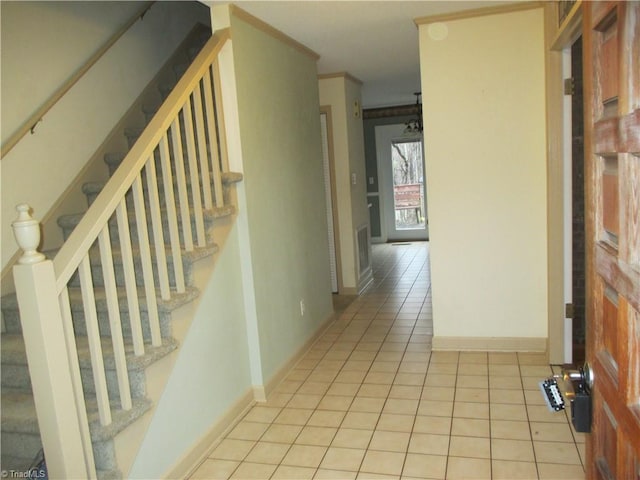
[190,242,586,480]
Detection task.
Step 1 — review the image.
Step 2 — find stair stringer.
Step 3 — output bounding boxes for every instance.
[105,198,255,478]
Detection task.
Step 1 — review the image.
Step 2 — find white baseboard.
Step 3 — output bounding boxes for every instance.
[262,313,335,399]
[252,385,267,402]
[357,270,373,295]
[166,312,336,479]
[432,336,547,353]
[339,286,358,295]
[164,388,255,480]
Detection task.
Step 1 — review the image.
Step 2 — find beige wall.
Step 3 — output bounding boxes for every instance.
[419,7,548,349]
[1,2,135,145]
[229,11,334,380]
[1,1,210,271]
[319,75,370,293]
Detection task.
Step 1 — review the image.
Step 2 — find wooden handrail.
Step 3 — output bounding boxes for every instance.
[0,1,155,159]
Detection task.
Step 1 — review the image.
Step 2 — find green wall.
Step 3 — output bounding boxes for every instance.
[130,226,252,478]
[231,15,334,380]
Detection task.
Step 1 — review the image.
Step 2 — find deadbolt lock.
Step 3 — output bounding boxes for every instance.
[539,362,593,433]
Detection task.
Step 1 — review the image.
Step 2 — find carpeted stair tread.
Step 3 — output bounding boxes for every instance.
[70,284,200,312]
[57,204,235,230]
[65,241,217,291]
[1,286,198,340]
[82,175,241,208]
[1,334,178,372]
[37,241,219,271]
[83,240,219,266]
[83,171,243,196]
[123,125,215,157]
[104,152,126,169]
[0,392,41,434]
[1,285,199,317]
[97,468,123,480]
[1,391,152,442]
[0,455,34,474]
[103,155,244,184]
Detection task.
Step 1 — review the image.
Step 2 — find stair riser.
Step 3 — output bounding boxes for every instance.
[86,175,220,216]
[0,433,41,460]
[82,369,146,403]
[0,435,117,473]
[71,309,174,343]
[1,364,146,403]
[120,131,211,171]
[0,365,28,391]
[93,439,118,471]
[0,455,32,475]
[59,209,216,247]
[66,253,196,290]
[1,308,173,342]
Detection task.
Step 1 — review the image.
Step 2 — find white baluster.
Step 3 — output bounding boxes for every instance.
[183,99,206,247]
[170,116,194,251]
[131,175,162,346]
[193,82,214,209]
[212,60,230,173]
[159,133,186,293]
[98,225,132,410]
[145,155,171,300]
[203,69,224,207]
[116,199,145,356]
[77,254,112,426]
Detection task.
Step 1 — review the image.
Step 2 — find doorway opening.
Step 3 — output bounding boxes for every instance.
[374,123,428,242]
[391,139,426,231]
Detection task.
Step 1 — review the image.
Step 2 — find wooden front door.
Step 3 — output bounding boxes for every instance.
[583,2,640,479]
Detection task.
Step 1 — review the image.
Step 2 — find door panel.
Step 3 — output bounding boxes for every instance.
[584,2,640,479]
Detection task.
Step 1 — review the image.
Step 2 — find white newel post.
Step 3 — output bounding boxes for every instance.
[12,204,94,479]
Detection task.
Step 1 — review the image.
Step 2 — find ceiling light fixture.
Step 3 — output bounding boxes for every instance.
[404,92,423,135]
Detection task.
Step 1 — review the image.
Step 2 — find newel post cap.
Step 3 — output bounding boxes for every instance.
[12,204,46,265]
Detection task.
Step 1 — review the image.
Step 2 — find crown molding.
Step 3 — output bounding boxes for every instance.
[414,1,542,26]
[317,72,363,85]
[229,4,320,61]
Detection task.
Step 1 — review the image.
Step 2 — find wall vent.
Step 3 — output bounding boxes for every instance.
[356,224,370,275]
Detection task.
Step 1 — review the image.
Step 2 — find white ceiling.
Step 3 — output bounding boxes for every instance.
[223,1,517,108]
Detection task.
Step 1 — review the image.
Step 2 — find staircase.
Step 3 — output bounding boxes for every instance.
[1,24,239,479]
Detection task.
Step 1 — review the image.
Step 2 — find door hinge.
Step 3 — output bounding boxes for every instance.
[564,78,575,96]
[565,303,574,318]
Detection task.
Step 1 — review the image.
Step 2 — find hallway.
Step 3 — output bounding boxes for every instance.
[189,242,585,480]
